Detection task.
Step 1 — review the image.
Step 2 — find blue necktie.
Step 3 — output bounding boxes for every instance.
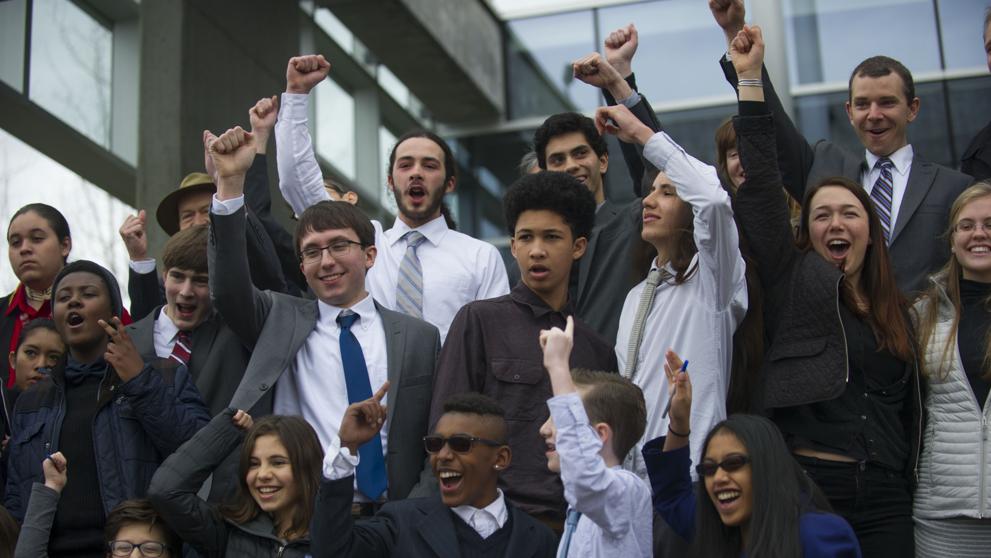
[557,508,582,558]
[337,311,387,500]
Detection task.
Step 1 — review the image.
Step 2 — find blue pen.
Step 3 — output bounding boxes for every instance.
[661,359,689,419]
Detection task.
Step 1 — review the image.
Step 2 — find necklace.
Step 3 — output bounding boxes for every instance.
[24,285,52,303]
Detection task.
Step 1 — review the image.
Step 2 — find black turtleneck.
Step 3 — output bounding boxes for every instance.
[958,278,991,410]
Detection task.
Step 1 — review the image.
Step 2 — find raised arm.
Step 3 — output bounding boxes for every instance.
[710,0,814,201]
[13,452,66,558]
[206,127,275,348]
[119,211,164,320]
[147,410,252,558]
[274,55,333,216]
[595,103,745,312]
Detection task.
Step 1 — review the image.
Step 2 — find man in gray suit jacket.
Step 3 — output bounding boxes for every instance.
[712,0,972,296]
[205,126,439,502]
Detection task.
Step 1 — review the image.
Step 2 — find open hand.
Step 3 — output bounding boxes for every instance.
[286,55,331,95]
[100,317,144,382]
[340,381,390,454]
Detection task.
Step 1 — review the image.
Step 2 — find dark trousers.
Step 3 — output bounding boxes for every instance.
[796,455,914,558]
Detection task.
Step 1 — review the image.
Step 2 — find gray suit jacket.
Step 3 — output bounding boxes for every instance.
[720,58,973,296]
[209,207,439,500]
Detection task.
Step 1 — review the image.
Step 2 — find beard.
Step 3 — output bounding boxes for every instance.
[392,184,446,225]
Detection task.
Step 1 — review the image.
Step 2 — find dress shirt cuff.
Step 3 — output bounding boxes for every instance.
[323,435,360,480]
[211,194,244,215]
[547,392,590,429]
[616,91,642,109]
[129,259,156,274]
[643,131,682,171]
[279,92,310,118]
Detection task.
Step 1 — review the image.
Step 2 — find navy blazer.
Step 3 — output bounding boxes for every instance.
[642,438,861,558]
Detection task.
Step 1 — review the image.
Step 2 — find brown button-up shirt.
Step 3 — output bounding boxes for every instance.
[429,282,618,519]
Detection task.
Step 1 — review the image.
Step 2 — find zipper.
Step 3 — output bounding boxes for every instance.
[834,275,850,383]
[275,544,286,558]
[981,411,989,518]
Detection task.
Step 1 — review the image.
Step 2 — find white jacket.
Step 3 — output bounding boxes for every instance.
[913,276,991,519]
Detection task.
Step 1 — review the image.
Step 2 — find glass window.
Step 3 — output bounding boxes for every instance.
[937,0,989,70]
[378,65,410,108]
[0,0,26,91]
[597,0,735,104]
[0,128,135,305]
[947,75,991,165]
[785,0,940,86]
[314,7,354,52]
[314,77,356,180]
[29,0,113,147]
[506,10,598,114]
[379,126,398,215]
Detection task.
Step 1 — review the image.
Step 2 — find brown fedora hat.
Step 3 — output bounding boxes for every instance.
[156,173,217,235]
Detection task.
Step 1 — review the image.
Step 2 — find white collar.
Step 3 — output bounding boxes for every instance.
[155,306,182,342]
[317,293,377,331]
[389,214,448,247]
[451,489,508,531]
[866,143,913,176]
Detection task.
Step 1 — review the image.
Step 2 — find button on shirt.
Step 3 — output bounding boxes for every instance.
[273,92,509,342]
[863,144,913,234]
[548,393,653,558]
[614,131,748,478]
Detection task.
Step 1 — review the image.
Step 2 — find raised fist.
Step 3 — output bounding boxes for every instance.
[249,95,279,153]
[572,52,624,90]
[286,55,331,95]
[730,25,765,80]
[594,104,654,146]
[205,126,256,182]
[604,24,638,78]
[119,210,149,261]
[709,0,745,43]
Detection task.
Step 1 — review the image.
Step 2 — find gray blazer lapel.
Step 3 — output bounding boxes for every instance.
[891,159,937,243]
[578,200,620,297]
[129,309,160,362]
[376,303,406,426]
[416,500,461,558]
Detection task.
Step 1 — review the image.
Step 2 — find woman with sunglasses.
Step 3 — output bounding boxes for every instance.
[912,182,991,556]
[723,27,921,557]
[642,350,860,557]
[148,410,321,557]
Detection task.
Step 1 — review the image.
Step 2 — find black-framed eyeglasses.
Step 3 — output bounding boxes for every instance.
[423,434,505,454]
[953,218,991,234]
[695,454,750,477]
[299,240,364,263]
[107,541,170,557]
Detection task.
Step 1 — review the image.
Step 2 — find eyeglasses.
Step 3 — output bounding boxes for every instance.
[695,454,750,477]
[299,240,364,263]
[107,541,169,557]
[423,434,505,454]
[954,219,991,234]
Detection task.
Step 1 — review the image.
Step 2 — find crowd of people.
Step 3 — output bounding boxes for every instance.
[1,0,991,556]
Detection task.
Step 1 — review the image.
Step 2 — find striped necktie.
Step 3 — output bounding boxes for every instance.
[169,330,192,366]
[869,157,895,244]
[396,230,426,319]
[623,268,669,381]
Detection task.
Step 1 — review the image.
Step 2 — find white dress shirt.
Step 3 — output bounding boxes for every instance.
[274,92,509,341]
[324,443,508,539]
[152,308,181,358]
[548,393,653,558]
[614,131,748,479]
[863,144,913,234]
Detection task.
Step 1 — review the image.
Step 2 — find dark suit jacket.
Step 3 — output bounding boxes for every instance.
[310,475,557,558]
[720,58,972,296]
[573,86,660,344]
[209,206,440,500]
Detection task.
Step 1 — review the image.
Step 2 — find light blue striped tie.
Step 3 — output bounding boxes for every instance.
[869,157,895,244]
[557,508,582,558]
[396,230,426,319]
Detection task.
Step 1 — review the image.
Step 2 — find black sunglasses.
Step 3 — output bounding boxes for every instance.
[423,434,505,454]
[695,454,750,477]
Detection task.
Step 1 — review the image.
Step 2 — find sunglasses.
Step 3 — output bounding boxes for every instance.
[423,434,505,454]
[695,454,750,477]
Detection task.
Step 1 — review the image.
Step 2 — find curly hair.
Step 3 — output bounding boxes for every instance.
[503,171,596,240]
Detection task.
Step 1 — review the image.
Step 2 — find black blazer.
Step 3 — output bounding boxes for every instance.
[719,57,972,296]
[310,475,557,558]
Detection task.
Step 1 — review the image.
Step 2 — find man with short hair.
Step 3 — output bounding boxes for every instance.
[274,55,509,342]
[960,7,991,181]
[206,125,439,505]
[711,0,972,295]
[311,392,557,558]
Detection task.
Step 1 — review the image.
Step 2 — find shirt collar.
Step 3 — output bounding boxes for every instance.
[389,214,449,247]
[155,307,182,343]
[865,143,913,176]
[8,283,49,318]
[451,489,508,530]
[317,293,377,331]
[509,282,573,318]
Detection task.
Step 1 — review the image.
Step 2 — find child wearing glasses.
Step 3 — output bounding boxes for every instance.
[538,316,652,557]
[311,391,557,557]
[14,452,179,558]
[641,350,861,558]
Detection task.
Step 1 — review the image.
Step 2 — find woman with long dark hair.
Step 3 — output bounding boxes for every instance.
[912,182,991,555]
[643,350,860,557]
[728,27,920,557]
[148,410,322,557]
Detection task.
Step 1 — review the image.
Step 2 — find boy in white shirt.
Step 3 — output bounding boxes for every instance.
[539,317,653,557]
